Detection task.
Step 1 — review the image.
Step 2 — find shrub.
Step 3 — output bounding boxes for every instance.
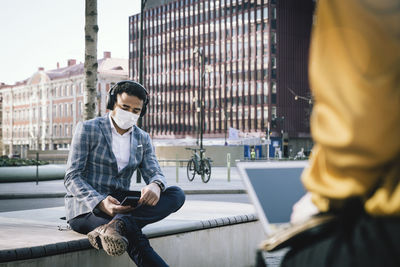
[0,156,49,167]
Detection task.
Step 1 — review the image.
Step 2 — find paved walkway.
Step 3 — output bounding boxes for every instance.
[0,167,245,199]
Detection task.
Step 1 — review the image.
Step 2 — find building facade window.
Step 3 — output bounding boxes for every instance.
[78,101,82,116]
[127,0,314,139]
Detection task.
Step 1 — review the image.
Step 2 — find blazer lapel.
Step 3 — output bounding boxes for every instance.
[99,114,118,172]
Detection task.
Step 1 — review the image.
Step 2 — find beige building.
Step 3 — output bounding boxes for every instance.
[0,83,7,154]
[0,52,128,157]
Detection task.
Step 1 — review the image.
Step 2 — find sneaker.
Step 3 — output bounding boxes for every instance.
[98,219,129,256]
[87,225,105,250]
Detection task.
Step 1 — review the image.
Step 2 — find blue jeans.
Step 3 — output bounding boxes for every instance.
[69,186,185,267]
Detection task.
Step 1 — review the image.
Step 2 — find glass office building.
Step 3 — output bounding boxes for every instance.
[129,0,314,141]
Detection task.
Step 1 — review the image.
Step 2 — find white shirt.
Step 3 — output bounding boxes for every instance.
[109,114,133,172]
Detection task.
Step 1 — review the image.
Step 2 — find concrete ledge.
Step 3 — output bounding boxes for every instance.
[0,201,264,267]
[0,239,90,263]
[0,214,257,263]
[0,165,66,182]
[0,193,67,200]
[182,189,246,195]
[0,190,247,200]
[144,213,257,239]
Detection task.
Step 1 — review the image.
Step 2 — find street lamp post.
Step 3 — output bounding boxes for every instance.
[192,97,199,145]
[288,87,313,105]
[139,0,147,87]
[266,122,270,160]
[224,108,229,146]
[193,47,205,161]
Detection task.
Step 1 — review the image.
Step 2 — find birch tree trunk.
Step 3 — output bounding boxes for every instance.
[84,0,98,121]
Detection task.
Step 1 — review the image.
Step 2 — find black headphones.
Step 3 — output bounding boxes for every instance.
[106,80,149,117]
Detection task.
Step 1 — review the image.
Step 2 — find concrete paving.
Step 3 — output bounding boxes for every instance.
[0,166,245,199]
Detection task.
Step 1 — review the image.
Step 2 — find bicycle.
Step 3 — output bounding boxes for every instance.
[185,148,212,183]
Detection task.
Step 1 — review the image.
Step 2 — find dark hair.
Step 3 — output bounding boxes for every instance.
[112,81,148,102]
[106,80,149,117]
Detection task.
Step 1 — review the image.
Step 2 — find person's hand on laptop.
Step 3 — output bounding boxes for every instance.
[290,192,319,224]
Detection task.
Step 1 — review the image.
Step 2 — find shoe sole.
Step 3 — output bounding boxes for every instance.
[87,230,102,250]
[100,234,128,256]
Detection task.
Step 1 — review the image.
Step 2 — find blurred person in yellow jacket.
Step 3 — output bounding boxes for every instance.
[283,0,400,266]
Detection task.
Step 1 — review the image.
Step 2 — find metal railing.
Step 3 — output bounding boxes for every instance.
[158,159,189,182]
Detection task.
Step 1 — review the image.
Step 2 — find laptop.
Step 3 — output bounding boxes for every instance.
[237,160,308,236]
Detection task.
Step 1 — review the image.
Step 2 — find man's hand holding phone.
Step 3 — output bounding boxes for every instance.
[97,187,159,217]
[120,196,141,207]
[98,195,135,217]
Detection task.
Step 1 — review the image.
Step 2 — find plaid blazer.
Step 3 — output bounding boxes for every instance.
[64,114,167,221]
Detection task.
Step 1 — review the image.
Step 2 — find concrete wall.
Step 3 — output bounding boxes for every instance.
[154,138,313,166]
[155,145,245,167]
[27,151,69,164]
[0,165,66,182]
[0,221,264,267]
[23,136,313,167]
[25,146,245,167]
[151,221,264,267]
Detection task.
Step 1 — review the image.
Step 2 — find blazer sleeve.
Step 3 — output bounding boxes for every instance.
[64,122,106,211]
[138,133,167,191]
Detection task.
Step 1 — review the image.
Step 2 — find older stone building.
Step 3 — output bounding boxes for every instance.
[0,83,7,154]
[0,52,128,157]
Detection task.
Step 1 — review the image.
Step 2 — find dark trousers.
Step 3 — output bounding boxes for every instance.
[281,207,400,267]
[69,186,185,267]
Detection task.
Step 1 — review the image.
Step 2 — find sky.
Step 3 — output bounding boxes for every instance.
[0,0,141,85]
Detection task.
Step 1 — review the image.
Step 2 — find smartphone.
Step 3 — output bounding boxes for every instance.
[120,196,140,207]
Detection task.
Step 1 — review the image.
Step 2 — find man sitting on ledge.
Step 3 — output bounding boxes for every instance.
[64,80,185,267]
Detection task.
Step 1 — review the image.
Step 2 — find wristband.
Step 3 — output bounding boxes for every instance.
[152,180,165,191]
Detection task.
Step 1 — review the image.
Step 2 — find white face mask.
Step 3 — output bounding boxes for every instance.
[111,108,140,130]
